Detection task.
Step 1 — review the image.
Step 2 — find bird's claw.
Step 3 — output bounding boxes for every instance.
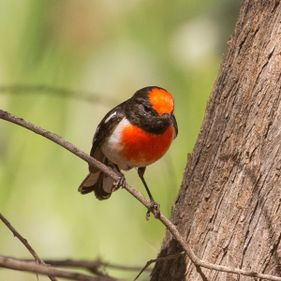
[113,174,125,190]
[146,201,160,220]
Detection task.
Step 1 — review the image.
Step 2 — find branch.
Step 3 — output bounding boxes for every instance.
[0,256,120,281]
[134,251,185,280]
[0,84,118,105]
[1,108,281,281]
[17,257,151,274]
[0,212,57,281]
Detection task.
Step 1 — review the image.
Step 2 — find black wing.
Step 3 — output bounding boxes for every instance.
[90,102,125,156]
[79,101,125,197]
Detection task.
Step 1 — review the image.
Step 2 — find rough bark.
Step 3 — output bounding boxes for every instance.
[151,0,281,280]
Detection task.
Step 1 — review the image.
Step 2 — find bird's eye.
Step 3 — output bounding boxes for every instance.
[143,104,150,112]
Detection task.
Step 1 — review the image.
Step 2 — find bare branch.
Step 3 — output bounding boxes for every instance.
[134,251,185,280]
[0,212,58,281]
[0,256,120,281]
[1,108,281,281]
[0,84,118,105]
[16,257,151,274]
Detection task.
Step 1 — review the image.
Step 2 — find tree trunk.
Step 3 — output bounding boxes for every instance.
[151,1,281,280]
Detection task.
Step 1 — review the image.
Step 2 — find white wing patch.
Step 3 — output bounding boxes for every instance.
[104,111,117,124]
[93,111,117,143]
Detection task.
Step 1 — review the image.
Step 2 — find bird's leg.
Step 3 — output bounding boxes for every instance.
[137,167,160,219]
[112,164,126,190]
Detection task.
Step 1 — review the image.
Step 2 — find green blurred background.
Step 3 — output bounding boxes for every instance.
[0,1,241,280]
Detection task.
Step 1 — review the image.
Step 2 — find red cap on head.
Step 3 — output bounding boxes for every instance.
[148,87,174,115]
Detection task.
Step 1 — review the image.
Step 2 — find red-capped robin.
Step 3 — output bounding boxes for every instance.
[78,86,177,217]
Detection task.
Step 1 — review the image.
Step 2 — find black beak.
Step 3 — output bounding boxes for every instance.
[170,113,178,137]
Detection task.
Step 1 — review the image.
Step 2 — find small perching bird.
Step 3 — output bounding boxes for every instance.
[79,86,178,218]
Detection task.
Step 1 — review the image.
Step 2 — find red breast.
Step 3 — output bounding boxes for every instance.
[120,123,174,166]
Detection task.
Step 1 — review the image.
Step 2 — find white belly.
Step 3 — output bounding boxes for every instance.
[101,118,132,170]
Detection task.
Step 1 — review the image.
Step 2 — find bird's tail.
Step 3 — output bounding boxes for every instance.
[78,149,117,200]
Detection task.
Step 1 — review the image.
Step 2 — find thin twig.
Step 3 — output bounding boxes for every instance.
[0,84,118,105]
[0,212,58,281]
[1,109,281,281]
[134,251,185,280]
[0,256,120,281]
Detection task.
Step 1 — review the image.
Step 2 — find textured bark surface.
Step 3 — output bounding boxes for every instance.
[151,0,281,280]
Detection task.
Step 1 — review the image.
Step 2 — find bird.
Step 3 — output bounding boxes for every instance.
[78,86,178,217]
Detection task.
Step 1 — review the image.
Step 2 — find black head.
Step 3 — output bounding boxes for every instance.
[124,86,175,134]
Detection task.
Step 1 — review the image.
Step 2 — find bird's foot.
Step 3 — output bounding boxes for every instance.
[146,201,160,220]
[113,173,126,190]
